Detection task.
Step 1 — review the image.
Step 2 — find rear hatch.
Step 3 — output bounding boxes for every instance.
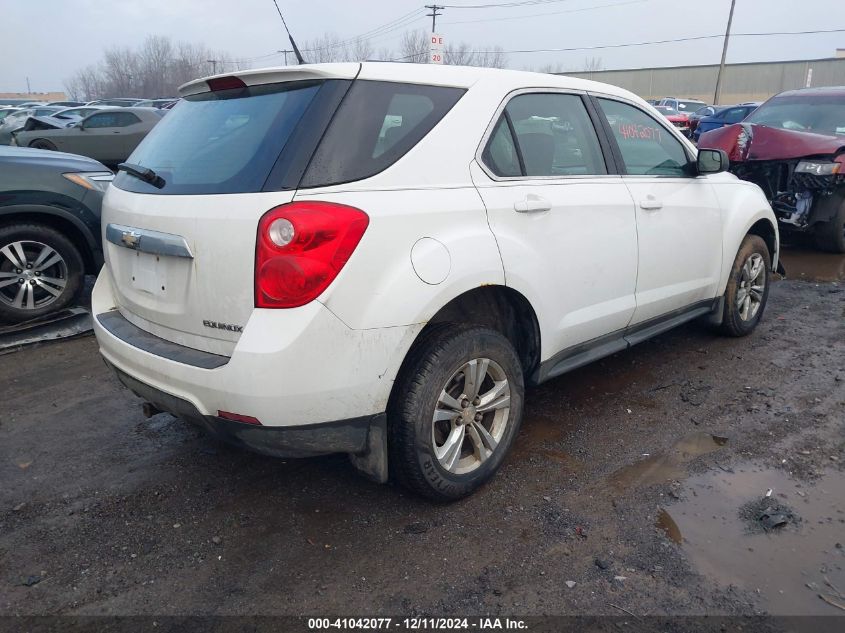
[103,65,359,355]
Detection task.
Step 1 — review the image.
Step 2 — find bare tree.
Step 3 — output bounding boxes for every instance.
[472,46,508,69]
[399,29,429,63]
[583,56,604,72]
[64,35,239,100]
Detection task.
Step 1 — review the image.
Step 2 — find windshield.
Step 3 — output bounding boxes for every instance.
[745,94,845,136]
[655,106,679,115]
[114,80,327,195]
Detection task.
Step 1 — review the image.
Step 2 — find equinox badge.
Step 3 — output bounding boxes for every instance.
[203,320,244,333]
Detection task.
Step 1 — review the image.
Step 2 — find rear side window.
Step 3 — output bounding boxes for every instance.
[482,93,606,178]
[300,81,465,188]
[113,80,328,195]
[723,107,747,124]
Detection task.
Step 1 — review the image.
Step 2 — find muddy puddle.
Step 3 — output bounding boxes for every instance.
[659,465,845,615]
[779,248,845,282]
[608,431,728,490]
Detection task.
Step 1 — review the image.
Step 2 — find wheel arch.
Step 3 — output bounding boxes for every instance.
[717,183,780,294]
[746,217,779,271]
[397,285,542,386]
[0,206,101,274]
[27,138,56,149]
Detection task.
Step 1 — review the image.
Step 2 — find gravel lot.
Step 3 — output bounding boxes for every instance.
[1,248,843,619]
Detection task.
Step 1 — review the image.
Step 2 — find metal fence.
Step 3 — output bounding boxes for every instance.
[566,57,845,104]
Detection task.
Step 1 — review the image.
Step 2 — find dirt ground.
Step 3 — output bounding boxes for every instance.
[1,247,843,620]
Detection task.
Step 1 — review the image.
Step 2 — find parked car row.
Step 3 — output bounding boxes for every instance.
[648,96,760,141]
[0,105,167,167]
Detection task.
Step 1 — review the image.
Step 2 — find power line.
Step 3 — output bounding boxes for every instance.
[441,0,578,8]
[440,0,645,25]
[459,28,845,55]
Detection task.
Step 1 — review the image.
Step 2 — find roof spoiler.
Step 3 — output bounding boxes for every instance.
[178,64,361,97]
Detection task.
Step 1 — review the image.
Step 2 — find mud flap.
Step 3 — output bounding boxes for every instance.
[0,308,93,353]
[348,413,389,483]
[705,296,725,327]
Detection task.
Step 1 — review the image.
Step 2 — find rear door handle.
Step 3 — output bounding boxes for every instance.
[639,196,663,211]
[514,194,552,213]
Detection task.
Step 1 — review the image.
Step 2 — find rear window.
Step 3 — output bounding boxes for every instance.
[113,80,328,195]
[300,81,465,188]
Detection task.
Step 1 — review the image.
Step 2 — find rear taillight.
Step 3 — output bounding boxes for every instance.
[255,202,369,309]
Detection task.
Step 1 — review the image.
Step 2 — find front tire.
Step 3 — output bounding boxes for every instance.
[388,324,524,501]
[29,139,58,151]
[813,195,845,253]
[0,223,85,324]
[718,234,770,337]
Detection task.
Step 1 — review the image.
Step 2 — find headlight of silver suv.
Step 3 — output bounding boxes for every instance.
[794,160,841,176]
[62,171,114,193]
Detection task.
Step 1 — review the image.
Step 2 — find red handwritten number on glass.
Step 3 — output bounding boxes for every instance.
[618,123,662,142]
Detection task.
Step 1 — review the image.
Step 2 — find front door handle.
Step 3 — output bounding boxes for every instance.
[514,194,552,213]
[639,196,663,211]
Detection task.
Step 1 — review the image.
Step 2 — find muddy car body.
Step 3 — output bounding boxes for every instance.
[699,87,845,252]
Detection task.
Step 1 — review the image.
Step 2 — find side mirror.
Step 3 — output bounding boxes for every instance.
[697,148,728,174]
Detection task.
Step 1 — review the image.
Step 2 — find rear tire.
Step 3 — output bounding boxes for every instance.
[388,324,524,501]
[718,234,770,337]
[813,195,845,253]
[0,223,85,324]
[29,139,57,151]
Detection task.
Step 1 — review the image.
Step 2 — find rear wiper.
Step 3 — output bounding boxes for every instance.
[117,162,165,189]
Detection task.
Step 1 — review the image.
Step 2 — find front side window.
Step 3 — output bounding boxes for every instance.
[84,113,122,128]
[598,98,691,177]
[481,117,521,177]
[482,92,606,178]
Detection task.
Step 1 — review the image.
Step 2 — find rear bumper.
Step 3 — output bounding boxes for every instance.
[109,361,381,457]
[92,266,420,430]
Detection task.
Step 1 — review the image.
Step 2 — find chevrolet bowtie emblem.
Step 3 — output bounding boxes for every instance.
[121,231,140,249]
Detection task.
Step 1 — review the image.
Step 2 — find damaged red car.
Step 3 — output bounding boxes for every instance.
[699,87,845,252]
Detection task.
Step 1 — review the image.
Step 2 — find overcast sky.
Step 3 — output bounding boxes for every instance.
[1,0,842,93]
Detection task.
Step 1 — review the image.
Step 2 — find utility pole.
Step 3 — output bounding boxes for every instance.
[713,0,736,105]
[206,59,219,74]
[277,49,293,65]
[425,5,444,33]
[26,77,31,94]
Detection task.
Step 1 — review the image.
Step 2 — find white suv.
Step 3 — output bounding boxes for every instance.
[92,63,779,500]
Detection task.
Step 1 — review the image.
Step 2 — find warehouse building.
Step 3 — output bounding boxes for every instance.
[567,56,845,104]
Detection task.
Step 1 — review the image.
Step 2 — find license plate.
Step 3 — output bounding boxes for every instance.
[130,251,168,297]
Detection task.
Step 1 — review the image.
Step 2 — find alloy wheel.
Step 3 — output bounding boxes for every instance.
[432,358,511,475]
[736,252,765,321]
[0,240,69,311]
